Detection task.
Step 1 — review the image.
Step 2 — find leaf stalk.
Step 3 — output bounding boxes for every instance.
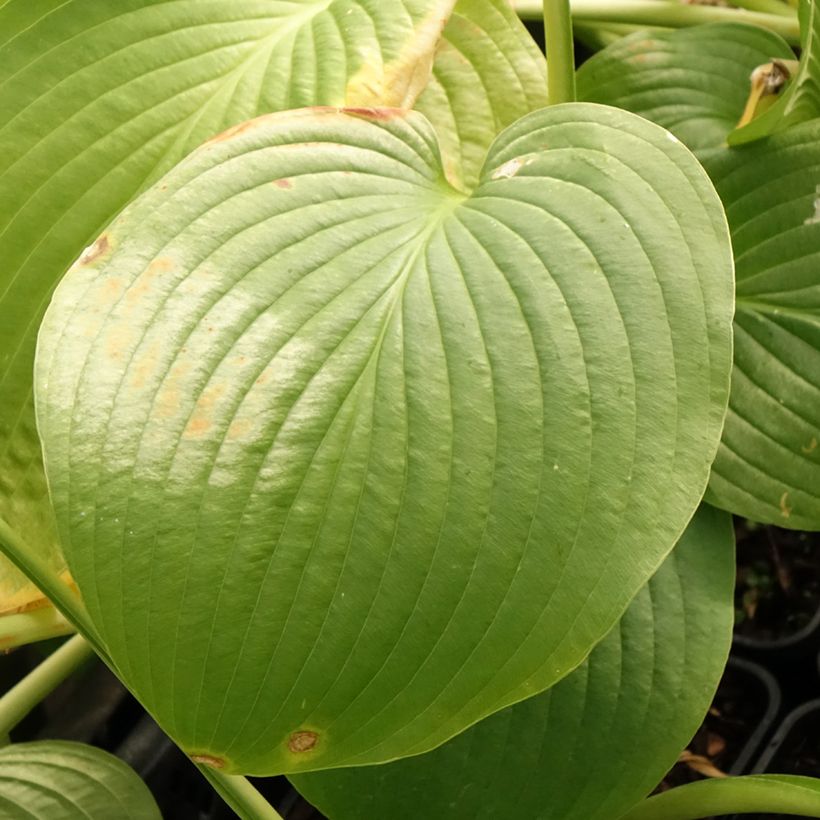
[514,0,800,45]
[544,0,577,104]
[0,634,94,738]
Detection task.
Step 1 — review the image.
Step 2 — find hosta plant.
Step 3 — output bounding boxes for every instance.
[0,0,818,817]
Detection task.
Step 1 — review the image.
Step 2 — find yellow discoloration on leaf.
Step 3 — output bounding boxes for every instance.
[345,4,455,109]
[227,418,252,441]
[0,570,77,616]
[126,257,175,307]
[802,436,818,454]
[183,384,227,439]
[780,491,792,518]
[129,340,165,391]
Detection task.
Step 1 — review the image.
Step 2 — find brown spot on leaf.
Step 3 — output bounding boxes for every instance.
[288,731,318,753]
[205,118,264,145]
[274,178,293,189]
[190,754,225,769]
[79,234,111,266]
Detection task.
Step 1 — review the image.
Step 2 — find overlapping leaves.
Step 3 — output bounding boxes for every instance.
[36,101,732,774]
[292,505,735,820]
[579,21,820,529]
[0,0,457,614]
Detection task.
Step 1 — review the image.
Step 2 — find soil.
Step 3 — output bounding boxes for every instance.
[734,521,820,643]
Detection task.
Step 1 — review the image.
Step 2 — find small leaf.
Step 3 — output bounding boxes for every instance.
[703,121,820,530]
[289,505,736,820]
[577,23,794,155]
[36,104,733,774]
[0,741,160,819]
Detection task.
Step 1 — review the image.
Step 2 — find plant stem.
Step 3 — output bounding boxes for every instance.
[544,0,577,104]
[619,776,820,820]
[198,767,285,820]
[512,0,800,45]
[0,607,74,651]
[0,517,104,657]
[729,0,794,15]
[0,634,94,738]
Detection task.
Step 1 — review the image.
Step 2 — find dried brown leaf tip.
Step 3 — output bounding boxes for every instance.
[288,730,319,753]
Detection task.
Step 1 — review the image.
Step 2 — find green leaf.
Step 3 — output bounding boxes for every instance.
[619,775,820,820]
[414,0,547,190]
[290,505,735,820]
[0,741,160,820]
[36,103,733,775]
[0,0,454,613]
[703,122,820,529]
[728,0,820,145]
[576,23,794,155]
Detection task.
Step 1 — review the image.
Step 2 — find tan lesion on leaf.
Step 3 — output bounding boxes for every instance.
[78,233,112,266]
[288,730,319,753]
[779,491,792,519]
[802,436,818,454]
[189,754,225,769]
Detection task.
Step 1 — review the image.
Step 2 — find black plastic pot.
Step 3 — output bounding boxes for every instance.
[724,657,783,776]
[753,698,820,777]
[734,603,820,665]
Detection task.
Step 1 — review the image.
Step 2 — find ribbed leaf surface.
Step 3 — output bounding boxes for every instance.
[0,0,453,610]
[414,0,546,189]
[291,505,735,820]
[577,23,794,155]
[36,103,733,774]
[704,122,820,529]
[0,741,160,820]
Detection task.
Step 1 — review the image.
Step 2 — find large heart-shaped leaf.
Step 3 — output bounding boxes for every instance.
[291,504,735,820]
[703,123,820,529]
[0,741,160,819]
[576,22,795,156]
[36,103,733,775]
[0,0,454,614]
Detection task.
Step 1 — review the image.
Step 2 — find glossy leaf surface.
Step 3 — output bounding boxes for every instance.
[0,0,454,611]
[0,741,160,820]
[37,103,733,774]
[703,122,820,529]
[577,23,794,155]
[292,505,735,820]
